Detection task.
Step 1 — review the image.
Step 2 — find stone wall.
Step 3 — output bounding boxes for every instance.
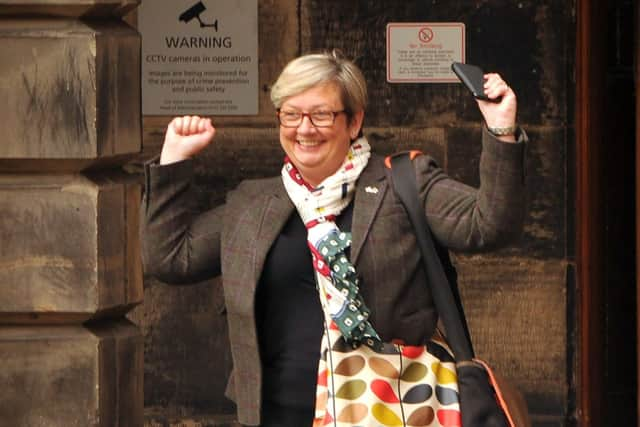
[0,1,144,426]
[128,1,574,426]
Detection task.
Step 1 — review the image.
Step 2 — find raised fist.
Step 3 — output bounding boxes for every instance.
[160,115,216,165]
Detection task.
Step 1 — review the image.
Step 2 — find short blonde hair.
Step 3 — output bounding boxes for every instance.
[270,50,368,117]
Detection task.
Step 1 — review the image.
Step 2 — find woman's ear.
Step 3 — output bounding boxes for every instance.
[349,110,365,140]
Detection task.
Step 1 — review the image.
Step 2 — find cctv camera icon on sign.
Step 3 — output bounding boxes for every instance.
[179,1,218,30]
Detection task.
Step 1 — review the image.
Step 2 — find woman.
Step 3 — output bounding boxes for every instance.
[141,51,526,427]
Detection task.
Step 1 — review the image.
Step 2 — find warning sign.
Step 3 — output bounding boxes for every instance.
[387,23,465,83]
[138,0,258,115]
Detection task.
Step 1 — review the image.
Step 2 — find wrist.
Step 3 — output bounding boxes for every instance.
[160,147,190,165]
[486,124,517,137]
[486,124,518,143]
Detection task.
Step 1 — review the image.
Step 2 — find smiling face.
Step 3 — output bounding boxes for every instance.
[279,82,364,187]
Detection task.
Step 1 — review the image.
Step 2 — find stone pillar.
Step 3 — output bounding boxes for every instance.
[0,2,143,426]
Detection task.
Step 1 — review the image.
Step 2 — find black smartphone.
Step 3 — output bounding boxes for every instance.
[451,62,500,103]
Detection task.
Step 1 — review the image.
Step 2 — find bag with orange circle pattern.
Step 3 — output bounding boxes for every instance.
[312,153,530,427]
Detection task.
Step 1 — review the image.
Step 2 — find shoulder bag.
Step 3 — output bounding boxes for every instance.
[312,152,530,427]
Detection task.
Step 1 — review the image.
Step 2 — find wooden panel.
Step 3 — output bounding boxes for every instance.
[637,0,640,420]
[0,173,142,323]
[0,19,140,170]
[0,0,139,18]
[455,256,567,420]
[0,320,142,427]
[576,0,607,425]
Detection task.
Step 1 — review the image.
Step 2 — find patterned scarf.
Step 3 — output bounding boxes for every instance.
[281,137,382,350]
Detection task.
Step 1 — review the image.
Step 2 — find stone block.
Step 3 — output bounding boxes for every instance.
[0,0,139,18]
[364,126,447,165]
[454,255,567,417]
[143,414,240,427]
[128,276,235,418]
[0,19,140,171]
[0,320,143,427]
[0,173,142,323]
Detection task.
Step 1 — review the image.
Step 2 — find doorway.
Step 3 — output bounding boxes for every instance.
[576,0,637,425]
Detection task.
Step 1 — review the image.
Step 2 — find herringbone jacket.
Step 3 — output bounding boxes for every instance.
[141,128,527,426]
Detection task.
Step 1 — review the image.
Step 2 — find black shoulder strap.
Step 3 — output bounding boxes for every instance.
[388,152,475,361]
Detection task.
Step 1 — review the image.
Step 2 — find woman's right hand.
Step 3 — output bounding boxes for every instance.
[159,115,216,165]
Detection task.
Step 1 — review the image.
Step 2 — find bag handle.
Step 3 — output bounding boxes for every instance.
[388,152,475,361]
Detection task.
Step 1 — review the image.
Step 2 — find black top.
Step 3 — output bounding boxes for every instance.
[255,202,354,409]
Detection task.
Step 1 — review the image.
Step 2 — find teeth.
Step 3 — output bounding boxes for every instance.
[298,140,321,147]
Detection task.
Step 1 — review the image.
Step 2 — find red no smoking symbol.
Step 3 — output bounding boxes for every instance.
[418,27,434,43]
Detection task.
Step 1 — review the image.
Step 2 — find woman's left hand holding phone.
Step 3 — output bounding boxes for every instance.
[476,73,518,142]
[160,115,216,165]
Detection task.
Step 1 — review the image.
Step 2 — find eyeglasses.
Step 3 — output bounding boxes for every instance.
[277,109,345,128]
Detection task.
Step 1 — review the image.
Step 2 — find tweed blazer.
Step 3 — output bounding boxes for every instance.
[141,128,527,426]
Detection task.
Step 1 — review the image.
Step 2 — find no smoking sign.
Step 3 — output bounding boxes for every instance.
[418,27,434,43]
[386,22,465,83]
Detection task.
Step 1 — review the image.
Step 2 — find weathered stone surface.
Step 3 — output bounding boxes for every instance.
[0,320,143,427]
[0,0,139,18]
[0,173,142,323]
[300,0,569,128]
[0,19,140,170]
[255,0,299,118]
[127,276,235,417]
[143,413,240,427]
[454,255,567,417]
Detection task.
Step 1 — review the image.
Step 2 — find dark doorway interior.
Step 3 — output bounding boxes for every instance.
[602,0,636,425]
[577,0,636,425]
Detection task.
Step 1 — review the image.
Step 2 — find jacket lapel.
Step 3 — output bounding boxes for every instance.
[249,156,387,281]
[351,156,388,265]
[253,178,295,282]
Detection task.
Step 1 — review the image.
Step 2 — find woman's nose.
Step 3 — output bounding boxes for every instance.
[296,115,316,133]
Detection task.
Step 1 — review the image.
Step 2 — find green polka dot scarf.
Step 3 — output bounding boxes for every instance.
[281,137,382,350]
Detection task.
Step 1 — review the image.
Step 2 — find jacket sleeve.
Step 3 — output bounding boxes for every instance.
[140,157,223,284]
[417,127,527,252]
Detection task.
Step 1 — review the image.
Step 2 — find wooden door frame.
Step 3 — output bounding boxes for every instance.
[637,0,640,422]
[576,0,607,425]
